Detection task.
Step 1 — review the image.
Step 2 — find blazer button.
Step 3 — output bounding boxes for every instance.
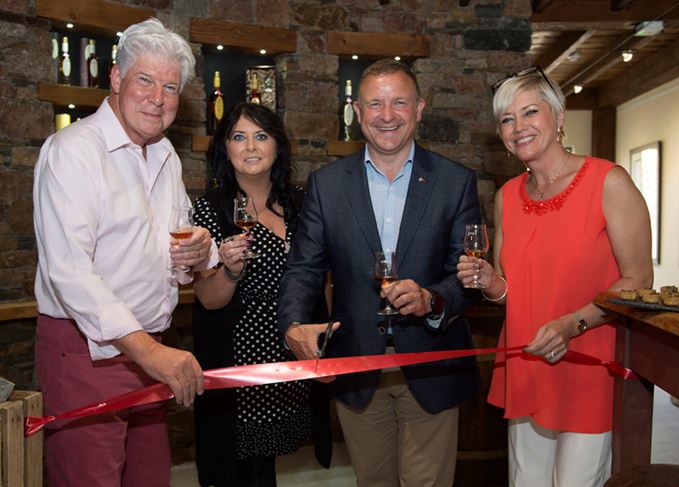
[377,326,387,335]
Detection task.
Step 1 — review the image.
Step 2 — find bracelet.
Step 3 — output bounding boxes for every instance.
[222,262,246,282]
[482,275,507,302]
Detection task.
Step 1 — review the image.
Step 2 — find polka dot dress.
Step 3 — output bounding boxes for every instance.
[194,197,312,460]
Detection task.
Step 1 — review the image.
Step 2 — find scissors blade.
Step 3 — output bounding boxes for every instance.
[315,321,335,374]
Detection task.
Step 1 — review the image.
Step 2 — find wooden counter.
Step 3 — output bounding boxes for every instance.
[594,291,679,475]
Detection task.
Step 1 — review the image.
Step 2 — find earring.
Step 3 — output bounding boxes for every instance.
[556,127,564,143]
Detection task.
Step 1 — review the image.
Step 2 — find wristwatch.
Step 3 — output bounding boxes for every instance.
[573,312,589,334]
[426,289,444,320]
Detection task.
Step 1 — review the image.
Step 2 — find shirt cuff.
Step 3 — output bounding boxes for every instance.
[425,311,445,329]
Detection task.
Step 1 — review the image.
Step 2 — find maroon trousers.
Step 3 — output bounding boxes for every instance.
[35,315,171,487]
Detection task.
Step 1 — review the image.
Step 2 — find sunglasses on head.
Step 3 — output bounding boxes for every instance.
[491,66,556,95]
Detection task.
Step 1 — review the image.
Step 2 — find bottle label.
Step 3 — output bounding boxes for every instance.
[343,104,354,126]
[62,57,71,77]
[90,59,98,78]
[215,96,224,120]
[52,39,58,59]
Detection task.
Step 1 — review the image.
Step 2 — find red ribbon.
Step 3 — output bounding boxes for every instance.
[24,345,637,437]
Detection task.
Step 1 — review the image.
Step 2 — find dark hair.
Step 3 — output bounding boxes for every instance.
[207,102,299,223]
[358,59,420,97]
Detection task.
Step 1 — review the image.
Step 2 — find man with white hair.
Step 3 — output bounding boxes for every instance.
[33,18,215,486]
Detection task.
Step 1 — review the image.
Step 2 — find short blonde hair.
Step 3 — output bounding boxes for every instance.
[492,69,565,129]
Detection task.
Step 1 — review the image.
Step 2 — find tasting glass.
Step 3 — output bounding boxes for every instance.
[463,223,489,289]
[233,196,260,259]
[374,251,399,316]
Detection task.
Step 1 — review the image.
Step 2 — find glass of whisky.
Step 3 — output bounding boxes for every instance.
[463,223,489,289]
[168,205,194,272]
[234,196,260,259]
[375,251,400,315]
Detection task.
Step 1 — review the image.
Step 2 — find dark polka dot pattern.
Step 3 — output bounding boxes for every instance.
[194,196,313,459]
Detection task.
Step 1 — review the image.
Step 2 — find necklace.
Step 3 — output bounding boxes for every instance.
[533,152,570,199]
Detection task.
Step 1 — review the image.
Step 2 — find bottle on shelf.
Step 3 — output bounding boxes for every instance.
[87,39,99,88]
[249,76,261,104]
[108,44,118,78]
[207,71,224,135]
[55,113,71,131]
[58,36,71,85]
[51,33,60,82]
[341,80,355,141]
[79,37,90,87]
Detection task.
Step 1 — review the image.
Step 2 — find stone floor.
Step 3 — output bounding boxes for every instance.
[171,388,679,486]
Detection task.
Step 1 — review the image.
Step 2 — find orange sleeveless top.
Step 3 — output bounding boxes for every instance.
[488,156,620,433]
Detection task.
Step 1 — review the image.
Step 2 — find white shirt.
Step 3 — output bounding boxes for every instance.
[33,99,217,360]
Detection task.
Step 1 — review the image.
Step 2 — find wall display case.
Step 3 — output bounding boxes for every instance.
[36,0,156,131]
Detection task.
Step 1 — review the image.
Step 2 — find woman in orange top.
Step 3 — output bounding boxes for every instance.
[457,67,653,487]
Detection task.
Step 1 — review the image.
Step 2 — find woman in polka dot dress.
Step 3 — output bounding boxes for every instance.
[192,103,327,486]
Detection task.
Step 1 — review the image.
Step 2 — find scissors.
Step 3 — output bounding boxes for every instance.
[315,321,335,373]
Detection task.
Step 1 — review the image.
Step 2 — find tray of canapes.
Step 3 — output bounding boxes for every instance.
[608,286,679,312]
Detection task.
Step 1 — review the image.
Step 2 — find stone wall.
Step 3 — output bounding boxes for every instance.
[0,0,531,466]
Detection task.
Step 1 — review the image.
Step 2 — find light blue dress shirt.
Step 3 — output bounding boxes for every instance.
[364,143,443,328]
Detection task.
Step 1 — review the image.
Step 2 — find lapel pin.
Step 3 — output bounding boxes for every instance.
[418,177,428,183]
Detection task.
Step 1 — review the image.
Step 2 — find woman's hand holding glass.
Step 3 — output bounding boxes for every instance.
[218,234,250,277]
[456,255,496,290]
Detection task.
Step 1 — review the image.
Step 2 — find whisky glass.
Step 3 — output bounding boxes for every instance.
[374,251,399,316]
[168,205,194,272]
[234,196,260,259]
[463,223,489,289]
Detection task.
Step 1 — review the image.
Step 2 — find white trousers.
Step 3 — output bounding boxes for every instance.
[508,417,611,487]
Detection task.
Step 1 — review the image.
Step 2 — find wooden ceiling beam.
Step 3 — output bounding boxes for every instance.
[597,35,679,106]
[611,0,635,11]
[537,30,594,74]
[561,33,657,96]
[532,0,554,13]
[532,0,679,24]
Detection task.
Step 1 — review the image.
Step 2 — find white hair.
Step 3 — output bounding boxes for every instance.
[115,17,195,91]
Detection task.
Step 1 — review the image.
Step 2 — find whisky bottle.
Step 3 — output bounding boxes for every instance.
[79,37,90,87]
[249,76,261,104]
[51,33,60,82]
[87,39,99,88]
[108,44,117,78]
[341,80,354,141]
[207,71,224,135]
[58,36,71,85]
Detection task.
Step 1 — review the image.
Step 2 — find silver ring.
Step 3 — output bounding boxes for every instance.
[314,348,322,357]
[549,350,556,360]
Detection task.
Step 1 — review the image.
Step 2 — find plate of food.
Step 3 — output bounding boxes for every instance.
[608,286,679,312]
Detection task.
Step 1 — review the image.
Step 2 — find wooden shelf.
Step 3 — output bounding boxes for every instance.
[328,31,430,59]
[190,18,297,55]
[327,140,363,157]
[192,134,299,154]
[38,83,108,108]
[36,0,155,37]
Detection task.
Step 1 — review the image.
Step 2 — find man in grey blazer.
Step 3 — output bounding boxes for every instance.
[278,59,482,487]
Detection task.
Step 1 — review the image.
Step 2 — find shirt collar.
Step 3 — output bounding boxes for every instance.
[94,98,173,159]
[363,142,415,180]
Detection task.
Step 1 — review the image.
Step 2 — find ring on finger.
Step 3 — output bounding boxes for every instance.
[548,350,556,360]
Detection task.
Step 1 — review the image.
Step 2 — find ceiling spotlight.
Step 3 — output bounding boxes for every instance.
[351,54,358,60]
[216,44,224,51]
[259,49,267,55]
[66,23,74,29]
[566,50,580,62]
[394,56,401,61]
[68,103,76,109]
[573,84,583,94]
[621,50,634,63]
